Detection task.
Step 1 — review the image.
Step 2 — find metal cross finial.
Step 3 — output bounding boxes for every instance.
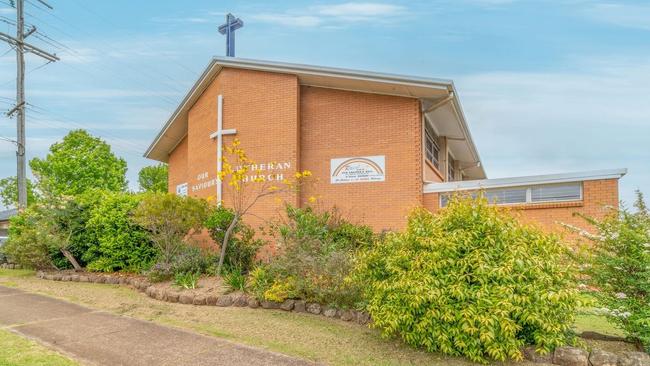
[218,13,243,57]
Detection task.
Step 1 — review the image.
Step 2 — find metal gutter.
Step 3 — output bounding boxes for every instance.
[423,168,627,193]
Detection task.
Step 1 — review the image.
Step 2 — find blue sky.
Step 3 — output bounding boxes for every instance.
[0,0,647,206]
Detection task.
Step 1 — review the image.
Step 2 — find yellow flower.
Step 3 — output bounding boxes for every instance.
[308,196,317,203]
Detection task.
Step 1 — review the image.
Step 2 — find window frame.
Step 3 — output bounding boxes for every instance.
[439,182,583,207]
[424,121,440,169]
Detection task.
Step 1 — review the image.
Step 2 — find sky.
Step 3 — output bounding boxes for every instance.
[0,0,646,206]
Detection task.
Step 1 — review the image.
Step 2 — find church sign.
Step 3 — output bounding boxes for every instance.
[330,156,385,184]
[176,183,188,196]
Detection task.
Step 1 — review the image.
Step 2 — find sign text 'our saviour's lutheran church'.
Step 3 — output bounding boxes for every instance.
[191,161,293,193]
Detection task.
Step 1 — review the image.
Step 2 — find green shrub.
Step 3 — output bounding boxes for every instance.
[353,196,579,363]
[2,206,57,269]
[223,267,247,292]
[174,271,200,289]
[582,191,650,351]
[85,192,156,272]
[147,245,212,283]
[253,205,374,307]
[133,192,209,265]
[147,262,174,283]
[205,206,264,273]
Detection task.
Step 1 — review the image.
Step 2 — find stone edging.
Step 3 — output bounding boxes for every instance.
[524,345,649,366]
[0,263,22,269]
[35,271,371,325]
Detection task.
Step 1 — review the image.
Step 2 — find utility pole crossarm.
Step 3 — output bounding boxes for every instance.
[0,31,59,61]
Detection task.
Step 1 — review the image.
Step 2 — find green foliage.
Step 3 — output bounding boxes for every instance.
[138,164,168,193]
[29,129,127,196]
[1,206,57,269]
[205,206,264,273]
[85,192,156,272]
[0,176,38,207]
[582,190,650,351]
[253,205,374,307]
[174,271,200,289]
[171,245,210,274]
[223,267,247,292]
[133,192,209,265]
[353,196,580,363]
[147,245,212,283]
[249,266,273,301]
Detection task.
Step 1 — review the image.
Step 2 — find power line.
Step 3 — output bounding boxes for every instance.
[0,0,58,209]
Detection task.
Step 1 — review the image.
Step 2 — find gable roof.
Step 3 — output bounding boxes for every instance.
[144,57,486,178]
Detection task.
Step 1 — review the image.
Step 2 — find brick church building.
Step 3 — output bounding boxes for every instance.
[145,57,625,236]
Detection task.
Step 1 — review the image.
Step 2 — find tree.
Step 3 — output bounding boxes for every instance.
[30,129,127,196]
[210,139,311,275]
[0,176,38,207]
[138,164,168,192]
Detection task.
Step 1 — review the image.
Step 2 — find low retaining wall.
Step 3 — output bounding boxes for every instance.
[35,271,371,325]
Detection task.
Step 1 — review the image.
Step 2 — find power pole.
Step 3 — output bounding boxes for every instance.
[0,0,59,209]
[16,0,26,210]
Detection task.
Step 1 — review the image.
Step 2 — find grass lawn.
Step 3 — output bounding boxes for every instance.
[0,329,78,366]
[0,269,634,365]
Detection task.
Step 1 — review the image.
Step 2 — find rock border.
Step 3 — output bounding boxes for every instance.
[0,263,22,270]
[35,271,372,325]
[523,345,649,366]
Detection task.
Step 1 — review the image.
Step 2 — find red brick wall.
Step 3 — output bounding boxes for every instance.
[167,136,187,193]
[422,179,619,240]
[167,67,300,231]
[299,86,423,232]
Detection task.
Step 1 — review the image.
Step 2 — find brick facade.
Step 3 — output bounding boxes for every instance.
[422,179,619,239]
[165,66,622,238]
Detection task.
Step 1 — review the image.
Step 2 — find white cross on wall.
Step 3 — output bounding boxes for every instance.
[209,95,236,203]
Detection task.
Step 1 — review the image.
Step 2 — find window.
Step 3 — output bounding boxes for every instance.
[440,182,582,207]
[447,154,456,181]
[424,122,440,169]
[531,183,582,202]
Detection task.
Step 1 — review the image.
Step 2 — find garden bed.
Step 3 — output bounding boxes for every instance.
[35,270,372,324]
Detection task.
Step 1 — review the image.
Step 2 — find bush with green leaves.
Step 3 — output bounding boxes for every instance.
[133,192,209,265]
[353,196,579,363]
[223,267,247,292]
[581,191,650,351]
[1,206,58,269]
[205,206,265,273]
[85,192,156,272]
[252,205,374,308]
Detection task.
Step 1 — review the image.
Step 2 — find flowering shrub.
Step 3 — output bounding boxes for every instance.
[353,196,580,363]
[582,191,650,351]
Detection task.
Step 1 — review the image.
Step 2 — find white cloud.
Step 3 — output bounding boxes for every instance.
[251,2,407,28]
[584,2,650,31]
[454,57,650,205]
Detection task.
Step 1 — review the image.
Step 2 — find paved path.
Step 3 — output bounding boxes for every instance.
[0,285,314,366]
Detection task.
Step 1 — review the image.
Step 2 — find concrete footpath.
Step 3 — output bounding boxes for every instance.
[0,285,314,366]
